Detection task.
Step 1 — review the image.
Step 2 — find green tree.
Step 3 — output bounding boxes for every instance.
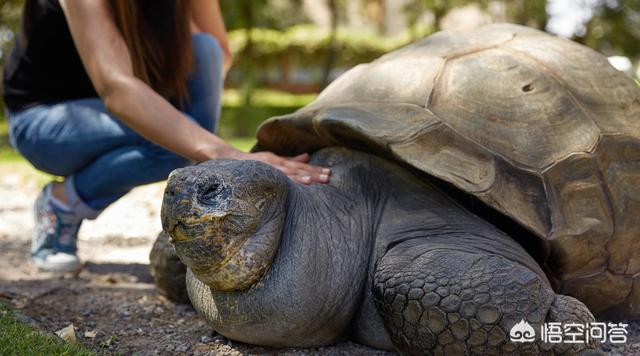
[0,0,23,63]
[0,0,24,114]
[406,0,546,31]
[579,0,640,60]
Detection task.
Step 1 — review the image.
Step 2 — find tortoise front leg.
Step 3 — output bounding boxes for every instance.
[373,238,600,355]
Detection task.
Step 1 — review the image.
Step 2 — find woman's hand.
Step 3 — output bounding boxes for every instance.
[252,152,331,184]
[245,151,331,184]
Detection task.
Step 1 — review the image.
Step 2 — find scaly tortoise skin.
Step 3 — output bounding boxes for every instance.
[153,24,638,355]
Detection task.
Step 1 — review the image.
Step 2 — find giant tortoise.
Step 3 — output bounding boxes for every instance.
[153,24,640,355]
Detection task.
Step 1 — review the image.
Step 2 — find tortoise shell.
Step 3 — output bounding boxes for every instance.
[254,24,640,317]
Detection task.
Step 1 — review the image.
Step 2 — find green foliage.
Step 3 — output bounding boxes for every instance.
[227,137,256,152]
[0,0,23,62]
[227,22,434,68]
[0,0,25,113]
[579,0,640,59]
[218,89,314,137]
[410,0,546,29]
[219,105,297,138]
[222,88,315,107]
[502,0,547,28]
[220,0,304,31]
[0,304,93,356]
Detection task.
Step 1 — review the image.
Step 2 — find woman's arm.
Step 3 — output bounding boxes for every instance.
[58,0,329,184]
[191,0,233,74]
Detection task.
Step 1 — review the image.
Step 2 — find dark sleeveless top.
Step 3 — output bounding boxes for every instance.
[2,0,97,112]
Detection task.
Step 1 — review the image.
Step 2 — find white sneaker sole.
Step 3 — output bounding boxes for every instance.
[33,253,82,273]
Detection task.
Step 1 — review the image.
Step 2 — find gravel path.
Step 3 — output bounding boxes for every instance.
[0,164,637,355]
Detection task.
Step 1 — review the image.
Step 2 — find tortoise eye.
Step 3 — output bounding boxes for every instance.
[199,183,222,205]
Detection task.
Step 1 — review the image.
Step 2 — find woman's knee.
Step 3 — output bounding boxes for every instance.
[14,141,79,176]
[192,33,223,73]
[145,143,192,172]
[8,109,78,176]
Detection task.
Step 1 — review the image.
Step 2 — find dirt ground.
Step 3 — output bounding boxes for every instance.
[0,166,638,355]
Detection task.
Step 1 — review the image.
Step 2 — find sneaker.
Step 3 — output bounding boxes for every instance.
[31,183,83,273]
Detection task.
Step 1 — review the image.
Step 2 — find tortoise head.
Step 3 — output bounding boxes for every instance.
[161,160,289,292]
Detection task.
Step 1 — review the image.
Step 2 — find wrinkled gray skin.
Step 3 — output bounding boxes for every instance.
[161,148,601,355]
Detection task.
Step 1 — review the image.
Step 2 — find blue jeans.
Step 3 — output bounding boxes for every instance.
[8,33,224,218]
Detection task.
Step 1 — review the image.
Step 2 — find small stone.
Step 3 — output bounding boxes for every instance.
[101,335,117,348]
[200,335,213,343]
[13,312,37,326]
[84,330,97,339]
[55,324,77,343]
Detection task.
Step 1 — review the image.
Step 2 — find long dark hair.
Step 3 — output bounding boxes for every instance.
[108,0,194,104]
[22,0,194,104]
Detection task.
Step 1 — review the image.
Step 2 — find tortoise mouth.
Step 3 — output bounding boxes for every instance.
[166,213,255,278]
[166,217,211,243]
[167,221,199,242]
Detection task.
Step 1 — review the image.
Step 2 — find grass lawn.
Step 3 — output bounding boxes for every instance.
[0,304,93,356]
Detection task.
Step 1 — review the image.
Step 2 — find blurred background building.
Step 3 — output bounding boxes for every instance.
[0,0,639,141]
